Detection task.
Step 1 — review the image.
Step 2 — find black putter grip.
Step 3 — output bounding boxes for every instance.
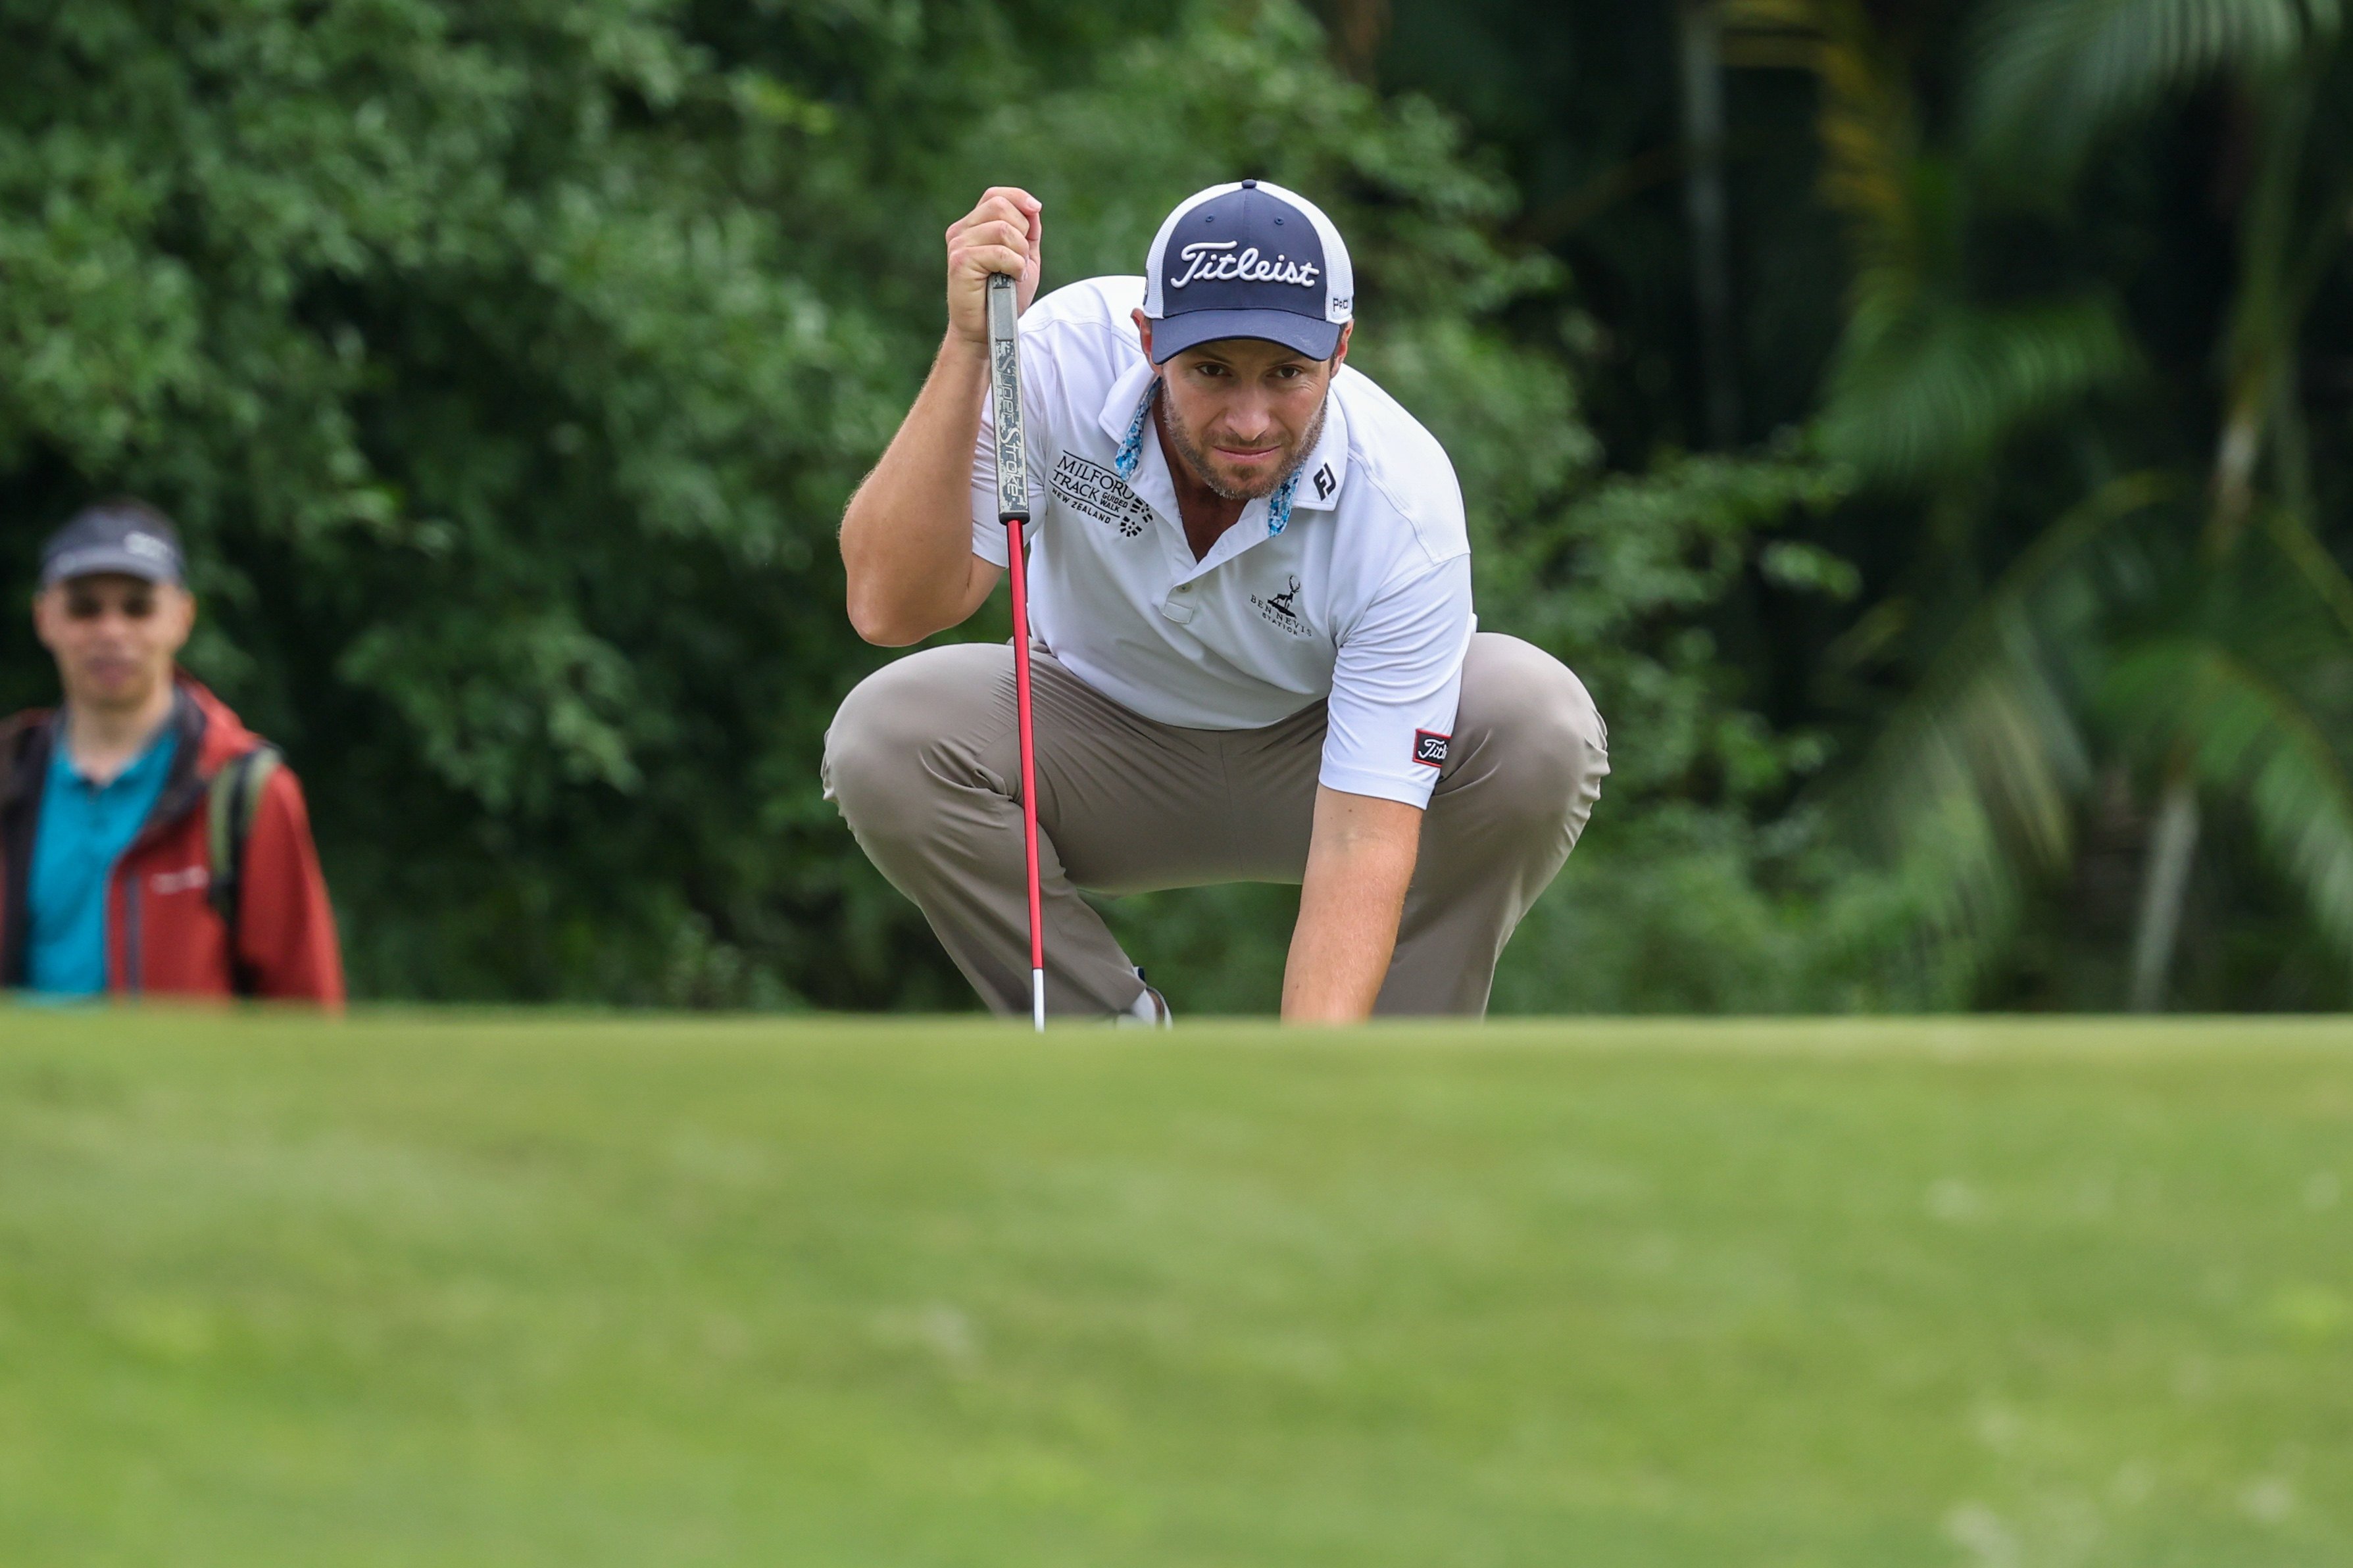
[987,274,1029,524]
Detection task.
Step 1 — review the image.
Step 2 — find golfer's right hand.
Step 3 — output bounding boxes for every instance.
[946,187,1042,351]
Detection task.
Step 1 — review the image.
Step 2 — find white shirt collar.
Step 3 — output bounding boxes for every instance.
[1290,384,1350,513]
[1098,356,1158,446]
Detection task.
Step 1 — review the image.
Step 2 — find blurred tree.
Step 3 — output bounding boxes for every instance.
[1,0,906,1004]
[1360,0,2353,1011]
[1739,0,2353,1008]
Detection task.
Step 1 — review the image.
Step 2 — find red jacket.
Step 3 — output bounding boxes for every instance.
[1,675,343,1005]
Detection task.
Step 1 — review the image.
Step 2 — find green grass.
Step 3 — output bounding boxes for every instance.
[1,1012,2348,1566]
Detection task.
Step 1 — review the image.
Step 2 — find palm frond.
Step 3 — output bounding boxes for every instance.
[1862,600,2087,865]
[1818,294,2139,485]
[1835,475,2177,982]
[2106,637,2353,962]
[1724,0,1925,271]
[1845,473,2174,979]
[1968,0,2342,186]
[1725,2,2139,485]
[2263,506,2353,650]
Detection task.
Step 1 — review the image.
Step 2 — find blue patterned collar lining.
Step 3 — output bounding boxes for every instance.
[1112,378,1157,482]
[1115,376,1302,538]
[1264,468,1300,537]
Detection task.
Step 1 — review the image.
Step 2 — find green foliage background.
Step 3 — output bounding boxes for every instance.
[6,0,2351,1011]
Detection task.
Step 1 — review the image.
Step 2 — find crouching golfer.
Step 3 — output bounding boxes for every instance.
[1,501,343,1004]
[828,182,1606,1021]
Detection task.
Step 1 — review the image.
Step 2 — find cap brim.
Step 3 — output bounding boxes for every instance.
[40,547,180,588]
[1148,308,1342,364]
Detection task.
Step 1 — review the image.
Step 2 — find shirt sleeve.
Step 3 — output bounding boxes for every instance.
[1320,552,1475,808]
[969,333,1054,568]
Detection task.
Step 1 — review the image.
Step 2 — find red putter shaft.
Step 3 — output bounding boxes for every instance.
[987,272,1046,1029]
[1006,518,1044,1008]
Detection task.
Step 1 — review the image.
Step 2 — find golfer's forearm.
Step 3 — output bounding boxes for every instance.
[842,333,997,645]
[1283,788,1422,1023]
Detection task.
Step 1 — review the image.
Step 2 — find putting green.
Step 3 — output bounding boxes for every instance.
[1,1011,2347,1565]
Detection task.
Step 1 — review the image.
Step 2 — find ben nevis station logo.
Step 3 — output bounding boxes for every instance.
[1251,574,1314,637]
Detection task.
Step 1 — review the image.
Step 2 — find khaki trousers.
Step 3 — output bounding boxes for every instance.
[822,632,1608,1017]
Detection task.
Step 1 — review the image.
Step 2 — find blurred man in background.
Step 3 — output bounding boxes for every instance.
[0,500,343,1004]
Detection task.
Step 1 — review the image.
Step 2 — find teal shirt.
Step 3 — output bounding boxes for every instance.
[26,724,179,995]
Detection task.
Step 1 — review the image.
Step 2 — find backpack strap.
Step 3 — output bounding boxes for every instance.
[0,710,53,807]
[205,746,282,992]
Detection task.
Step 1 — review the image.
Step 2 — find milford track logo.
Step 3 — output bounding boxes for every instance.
[1051,453,1154,538]
[1251,574,1314,637]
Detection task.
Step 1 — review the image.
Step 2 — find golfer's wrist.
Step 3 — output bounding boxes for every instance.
[940,328,992,370]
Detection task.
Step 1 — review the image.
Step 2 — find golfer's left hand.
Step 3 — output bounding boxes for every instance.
[945,186,1043,351]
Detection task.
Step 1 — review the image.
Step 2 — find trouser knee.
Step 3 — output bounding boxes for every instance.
[1458,638,1609,836]
[1527,667,1608,804]
[822,658,966,848]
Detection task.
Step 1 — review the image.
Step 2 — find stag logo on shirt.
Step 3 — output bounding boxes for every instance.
[1051,453,1154,539]
[1251,574,1314,637]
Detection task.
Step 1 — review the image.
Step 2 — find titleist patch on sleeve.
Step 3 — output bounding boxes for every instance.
[1414,731,1450,767]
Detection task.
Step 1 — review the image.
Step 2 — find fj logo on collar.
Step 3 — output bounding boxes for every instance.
[1414,731,1450,767]
[1312,462,1335,500]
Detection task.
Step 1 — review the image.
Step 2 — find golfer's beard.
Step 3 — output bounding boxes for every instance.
[1162,394,1328,502]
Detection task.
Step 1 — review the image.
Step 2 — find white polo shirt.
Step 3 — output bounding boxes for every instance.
[968,276,1474,808]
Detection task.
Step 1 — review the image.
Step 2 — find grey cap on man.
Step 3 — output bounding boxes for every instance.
[39,501,188,589]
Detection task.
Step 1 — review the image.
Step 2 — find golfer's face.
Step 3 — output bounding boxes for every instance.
[32,574,193,712]
[1160,338,1335,499]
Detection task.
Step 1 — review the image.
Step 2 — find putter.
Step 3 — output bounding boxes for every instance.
[987,271,1046,1031]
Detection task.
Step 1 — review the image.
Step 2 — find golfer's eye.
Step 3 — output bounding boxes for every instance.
[65,597,105,620]
[120,596,155,620]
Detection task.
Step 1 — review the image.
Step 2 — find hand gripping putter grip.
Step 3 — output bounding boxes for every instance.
[987,272,1046,1030]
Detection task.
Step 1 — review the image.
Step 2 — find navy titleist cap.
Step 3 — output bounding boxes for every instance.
[39,499,187,589]
[1142,179,1354,363]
